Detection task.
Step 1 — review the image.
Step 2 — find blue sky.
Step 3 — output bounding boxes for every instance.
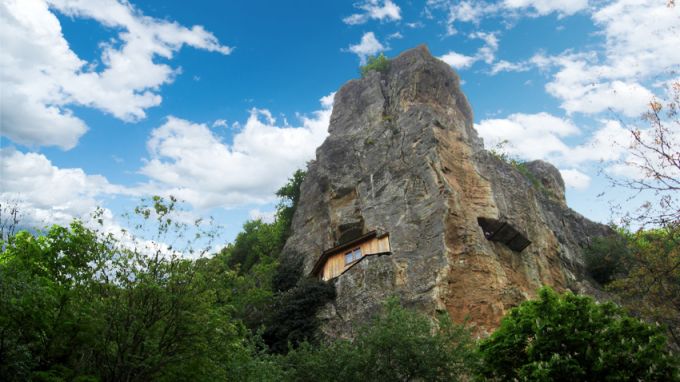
[1,0,678,245]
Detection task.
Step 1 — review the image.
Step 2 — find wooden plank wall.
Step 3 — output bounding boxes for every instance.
[321,235,391,281]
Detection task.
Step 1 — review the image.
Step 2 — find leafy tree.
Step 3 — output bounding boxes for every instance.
[272,252,303,293]
[0,198,256,382]
[477,287,679,381]
[360,53,390,77]
[263,277,336,354]
[608,224,680,349]
[275,169,306,241]
[225,219,284,274]
[279,298,478,382]
[584,228,631,284]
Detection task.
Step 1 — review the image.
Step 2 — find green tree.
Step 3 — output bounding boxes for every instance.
[477,287,679,381]
[608,224,680,349]
[584,228,631,285]
[275,169,306,241]
[0,198,256,382]
[263,277,336,354]
[360,53,390,77]
[279,298,478,381]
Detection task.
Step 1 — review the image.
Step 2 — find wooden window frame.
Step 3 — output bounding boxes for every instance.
[344,247,362,265]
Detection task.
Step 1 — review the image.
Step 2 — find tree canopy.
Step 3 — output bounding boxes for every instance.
[477,287,679,381]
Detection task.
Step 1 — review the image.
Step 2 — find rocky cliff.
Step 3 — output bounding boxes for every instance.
[282,46,610,337]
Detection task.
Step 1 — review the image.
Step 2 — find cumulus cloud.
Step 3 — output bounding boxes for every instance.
[474,111,674,190]
[139,93,335,210]
[486,1,679,116]
[0,0,231,149]
[549,1,678,116]
[440,51,477,69]
[343,0,401,25]
[476,112,579,161]
[0,147,133,226]
[346,32,386,63]
[560,169,591,190]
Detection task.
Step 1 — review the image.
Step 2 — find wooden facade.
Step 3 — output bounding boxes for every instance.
[312,231,391,281]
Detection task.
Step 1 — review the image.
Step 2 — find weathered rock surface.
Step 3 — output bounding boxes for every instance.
[282,46,611,337]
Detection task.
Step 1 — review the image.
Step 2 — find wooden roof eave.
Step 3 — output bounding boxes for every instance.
[311,230,382,277]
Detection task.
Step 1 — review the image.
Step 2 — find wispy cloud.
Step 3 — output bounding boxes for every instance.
[343,0,401,25]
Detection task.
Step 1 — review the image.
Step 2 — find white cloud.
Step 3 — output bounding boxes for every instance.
[346,32,386,64]
[212,119,228,128]
[139,93,334,210]
[440,31,499,70]
[0,147,132,226]
[343,0,401,25]
[249,209,276,224]
[498,1,680,116]
[0,0,231,149]
[476,112,579,161]
[474,111,677,193]
[553,80,654,117]
[490,59,531,74]
[436,1,501,35]
[560,169,591,190]
[503,0,589,16]
[440,51,476,69]
[471,31,498,64]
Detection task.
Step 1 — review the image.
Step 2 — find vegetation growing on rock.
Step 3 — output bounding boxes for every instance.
[359,53,390,77]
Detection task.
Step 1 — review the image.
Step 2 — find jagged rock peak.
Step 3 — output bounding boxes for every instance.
[284,45,610,338]
[329,45,482,151]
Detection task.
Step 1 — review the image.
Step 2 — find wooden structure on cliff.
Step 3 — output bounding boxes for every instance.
[311,231,391,281]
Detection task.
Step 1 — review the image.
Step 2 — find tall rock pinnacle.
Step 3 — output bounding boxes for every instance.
[283,45,609,337]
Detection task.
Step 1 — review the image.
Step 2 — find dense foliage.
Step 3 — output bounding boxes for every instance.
[360,53,390,77]
[0,213,250,381]
[2,168,678,380]
[278,298,478,382]
[586,224,680,348]
[584,229,631,284]
[478,287,679,381]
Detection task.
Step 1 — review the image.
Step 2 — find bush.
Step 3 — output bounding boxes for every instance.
[263,277,336,354]
[584,230,631,284]
[360,53,390,77]
[279,298,478,381]
[477,287,679,381]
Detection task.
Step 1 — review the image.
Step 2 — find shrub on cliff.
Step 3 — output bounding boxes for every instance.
[584,229,631,285]
[360,53,390,77]
[477,287,679,381]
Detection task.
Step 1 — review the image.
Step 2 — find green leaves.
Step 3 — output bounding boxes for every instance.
[585,224,680,349]
[359,53,390,77]
[477,287,680,381]
[278,298,478,382]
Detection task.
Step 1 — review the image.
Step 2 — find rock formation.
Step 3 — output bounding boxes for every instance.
[282,45,610,337]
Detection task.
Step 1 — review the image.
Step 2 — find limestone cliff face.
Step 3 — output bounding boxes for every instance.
[282,46,610,337]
